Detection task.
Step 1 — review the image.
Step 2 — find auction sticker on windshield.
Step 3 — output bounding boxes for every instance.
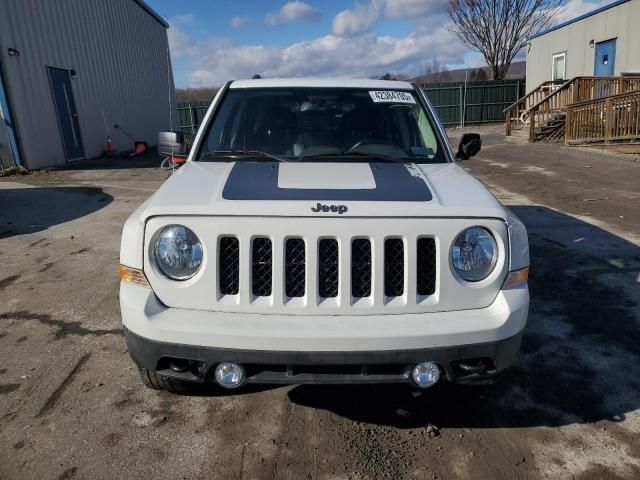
[369,91,416,103]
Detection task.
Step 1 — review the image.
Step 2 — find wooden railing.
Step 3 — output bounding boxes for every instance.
[566,90,640,144]
[572,77,640,103]
[504,80,564,135]
[525,79,575,140]
[505,76,640,141]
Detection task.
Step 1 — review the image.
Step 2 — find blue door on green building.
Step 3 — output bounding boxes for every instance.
[47,67,84,161]
[594,39,616,76]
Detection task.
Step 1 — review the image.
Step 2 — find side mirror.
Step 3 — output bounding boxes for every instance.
[158,131,187,158]
[455,133,482,161]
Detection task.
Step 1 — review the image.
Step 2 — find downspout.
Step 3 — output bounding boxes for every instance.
[0,51,23,168]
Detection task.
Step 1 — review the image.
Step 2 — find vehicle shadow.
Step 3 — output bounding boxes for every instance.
[0,187,113,239]
[287,205,640,429]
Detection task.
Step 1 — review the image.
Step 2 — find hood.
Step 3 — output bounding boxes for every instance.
[139,161,506,220]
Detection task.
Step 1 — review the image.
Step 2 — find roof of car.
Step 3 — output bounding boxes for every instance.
[229,78,415,90]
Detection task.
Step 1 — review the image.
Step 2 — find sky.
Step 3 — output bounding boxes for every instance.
[145,0,610,88]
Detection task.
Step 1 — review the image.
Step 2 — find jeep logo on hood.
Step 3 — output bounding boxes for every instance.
[311,203,348,214]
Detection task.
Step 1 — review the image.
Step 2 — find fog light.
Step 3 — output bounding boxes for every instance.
[412,362,440,388]
[214,362,245,388]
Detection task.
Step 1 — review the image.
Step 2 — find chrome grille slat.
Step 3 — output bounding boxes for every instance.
[219,237,239,295]
[285,238,305,298]
[252,237,273,296]
[318,239,339,298]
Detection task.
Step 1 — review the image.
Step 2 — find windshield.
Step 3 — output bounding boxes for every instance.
[196,87,446,163]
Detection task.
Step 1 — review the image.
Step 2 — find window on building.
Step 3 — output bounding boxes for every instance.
[552,52,566,81]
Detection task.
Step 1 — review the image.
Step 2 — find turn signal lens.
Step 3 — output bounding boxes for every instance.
[119,265,150,288]
[502,267,529,290]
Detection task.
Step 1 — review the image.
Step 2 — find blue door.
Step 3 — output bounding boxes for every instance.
[594,39,616,76]
[47,67,84,161]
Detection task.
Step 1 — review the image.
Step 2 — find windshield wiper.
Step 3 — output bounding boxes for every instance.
[299,151,405,163]
[199,150,287,162]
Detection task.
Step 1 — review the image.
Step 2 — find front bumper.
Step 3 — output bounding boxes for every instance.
[125,327,523,384]
[120,283,529,385]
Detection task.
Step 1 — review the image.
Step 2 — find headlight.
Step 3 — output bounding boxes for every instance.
[153,225,203,280]
[451,227,497,282]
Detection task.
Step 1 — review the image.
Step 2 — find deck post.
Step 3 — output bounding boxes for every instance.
[529,109,535,142]
[605,97,613,144]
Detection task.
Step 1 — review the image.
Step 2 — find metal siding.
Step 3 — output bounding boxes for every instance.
[526,0,639,92]
[0,0,175,169]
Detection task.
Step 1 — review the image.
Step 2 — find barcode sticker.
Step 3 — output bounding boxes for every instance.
[369,91,416,103]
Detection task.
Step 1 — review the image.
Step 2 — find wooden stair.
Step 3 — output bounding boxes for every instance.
[533,112,566,142]
[504,76,640,143]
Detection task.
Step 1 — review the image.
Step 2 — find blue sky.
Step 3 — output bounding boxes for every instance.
[146,0,608,87]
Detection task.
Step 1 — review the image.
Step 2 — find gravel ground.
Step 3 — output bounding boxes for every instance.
[1,127,639,480]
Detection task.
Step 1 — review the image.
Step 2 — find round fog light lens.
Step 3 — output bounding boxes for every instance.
[412,362,440,388]
[214,362,245,388]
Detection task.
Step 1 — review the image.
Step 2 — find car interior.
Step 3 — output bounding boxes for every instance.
[203,90,439,160]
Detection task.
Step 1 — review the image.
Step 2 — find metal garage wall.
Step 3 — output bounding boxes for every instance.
[0,0,176,169]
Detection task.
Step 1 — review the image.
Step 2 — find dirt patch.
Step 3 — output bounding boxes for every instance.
[0,311,123,339]
[36,353,91,418]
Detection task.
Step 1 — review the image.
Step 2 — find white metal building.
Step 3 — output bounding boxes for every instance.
[0,0,175,170]
[526,0,640,91]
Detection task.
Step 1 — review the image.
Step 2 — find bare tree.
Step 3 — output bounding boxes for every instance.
[447,0,564,80]
[378,72,408,80]
[421,59,451,83]
[175,87,219,104]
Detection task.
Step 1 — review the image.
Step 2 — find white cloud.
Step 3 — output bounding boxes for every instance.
[230,15,250,28]
[554,0,609,24]
[332,0,445,37]
[175,26,467,87]
[384,0,441,18]
[171,14,194,25]
[265,1,321,26]
[168,19,199,58]
[332,1,383,36]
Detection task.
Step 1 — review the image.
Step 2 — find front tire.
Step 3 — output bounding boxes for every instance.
[137,366,193,394]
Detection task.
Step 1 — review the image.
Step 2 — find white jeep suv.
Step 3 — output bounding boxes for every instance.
[119,78,529,392]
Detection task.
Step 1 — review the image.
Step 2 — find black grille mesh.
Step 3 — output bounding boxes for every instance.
[351,239,372,297]
[417,238,437,295]
[219,237,239,295]
[252,238,272,296]
[384,239,404,297]
[285,238,306,297]
[318,239,339,298]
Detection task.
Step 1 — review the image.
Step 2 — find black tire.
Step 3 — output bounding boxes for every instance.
[137,366,193,394]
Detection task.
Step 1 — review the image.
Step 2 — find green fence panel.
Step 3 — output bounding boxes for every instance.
[422,79,526,127]
[176,79,526,134]
[177,101,211,145]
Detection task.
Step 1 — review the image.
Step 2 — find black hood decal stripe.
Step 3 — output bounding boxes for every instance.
[222,162,432,202]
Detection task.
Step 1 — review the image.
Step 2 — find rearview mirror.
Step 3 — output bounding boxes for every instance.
[158,131,187,158]
[455,133,482,161]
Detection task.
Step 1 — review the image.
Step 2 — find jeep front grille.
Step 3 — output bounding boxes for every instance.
[351,239,372,298]
[216,235,437,304]
[417,238,437,295]
[318,239,339,298]
[285,238,306,298]
[384,238,405,297]
[219,237,239,295]
[252,237,272,296]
